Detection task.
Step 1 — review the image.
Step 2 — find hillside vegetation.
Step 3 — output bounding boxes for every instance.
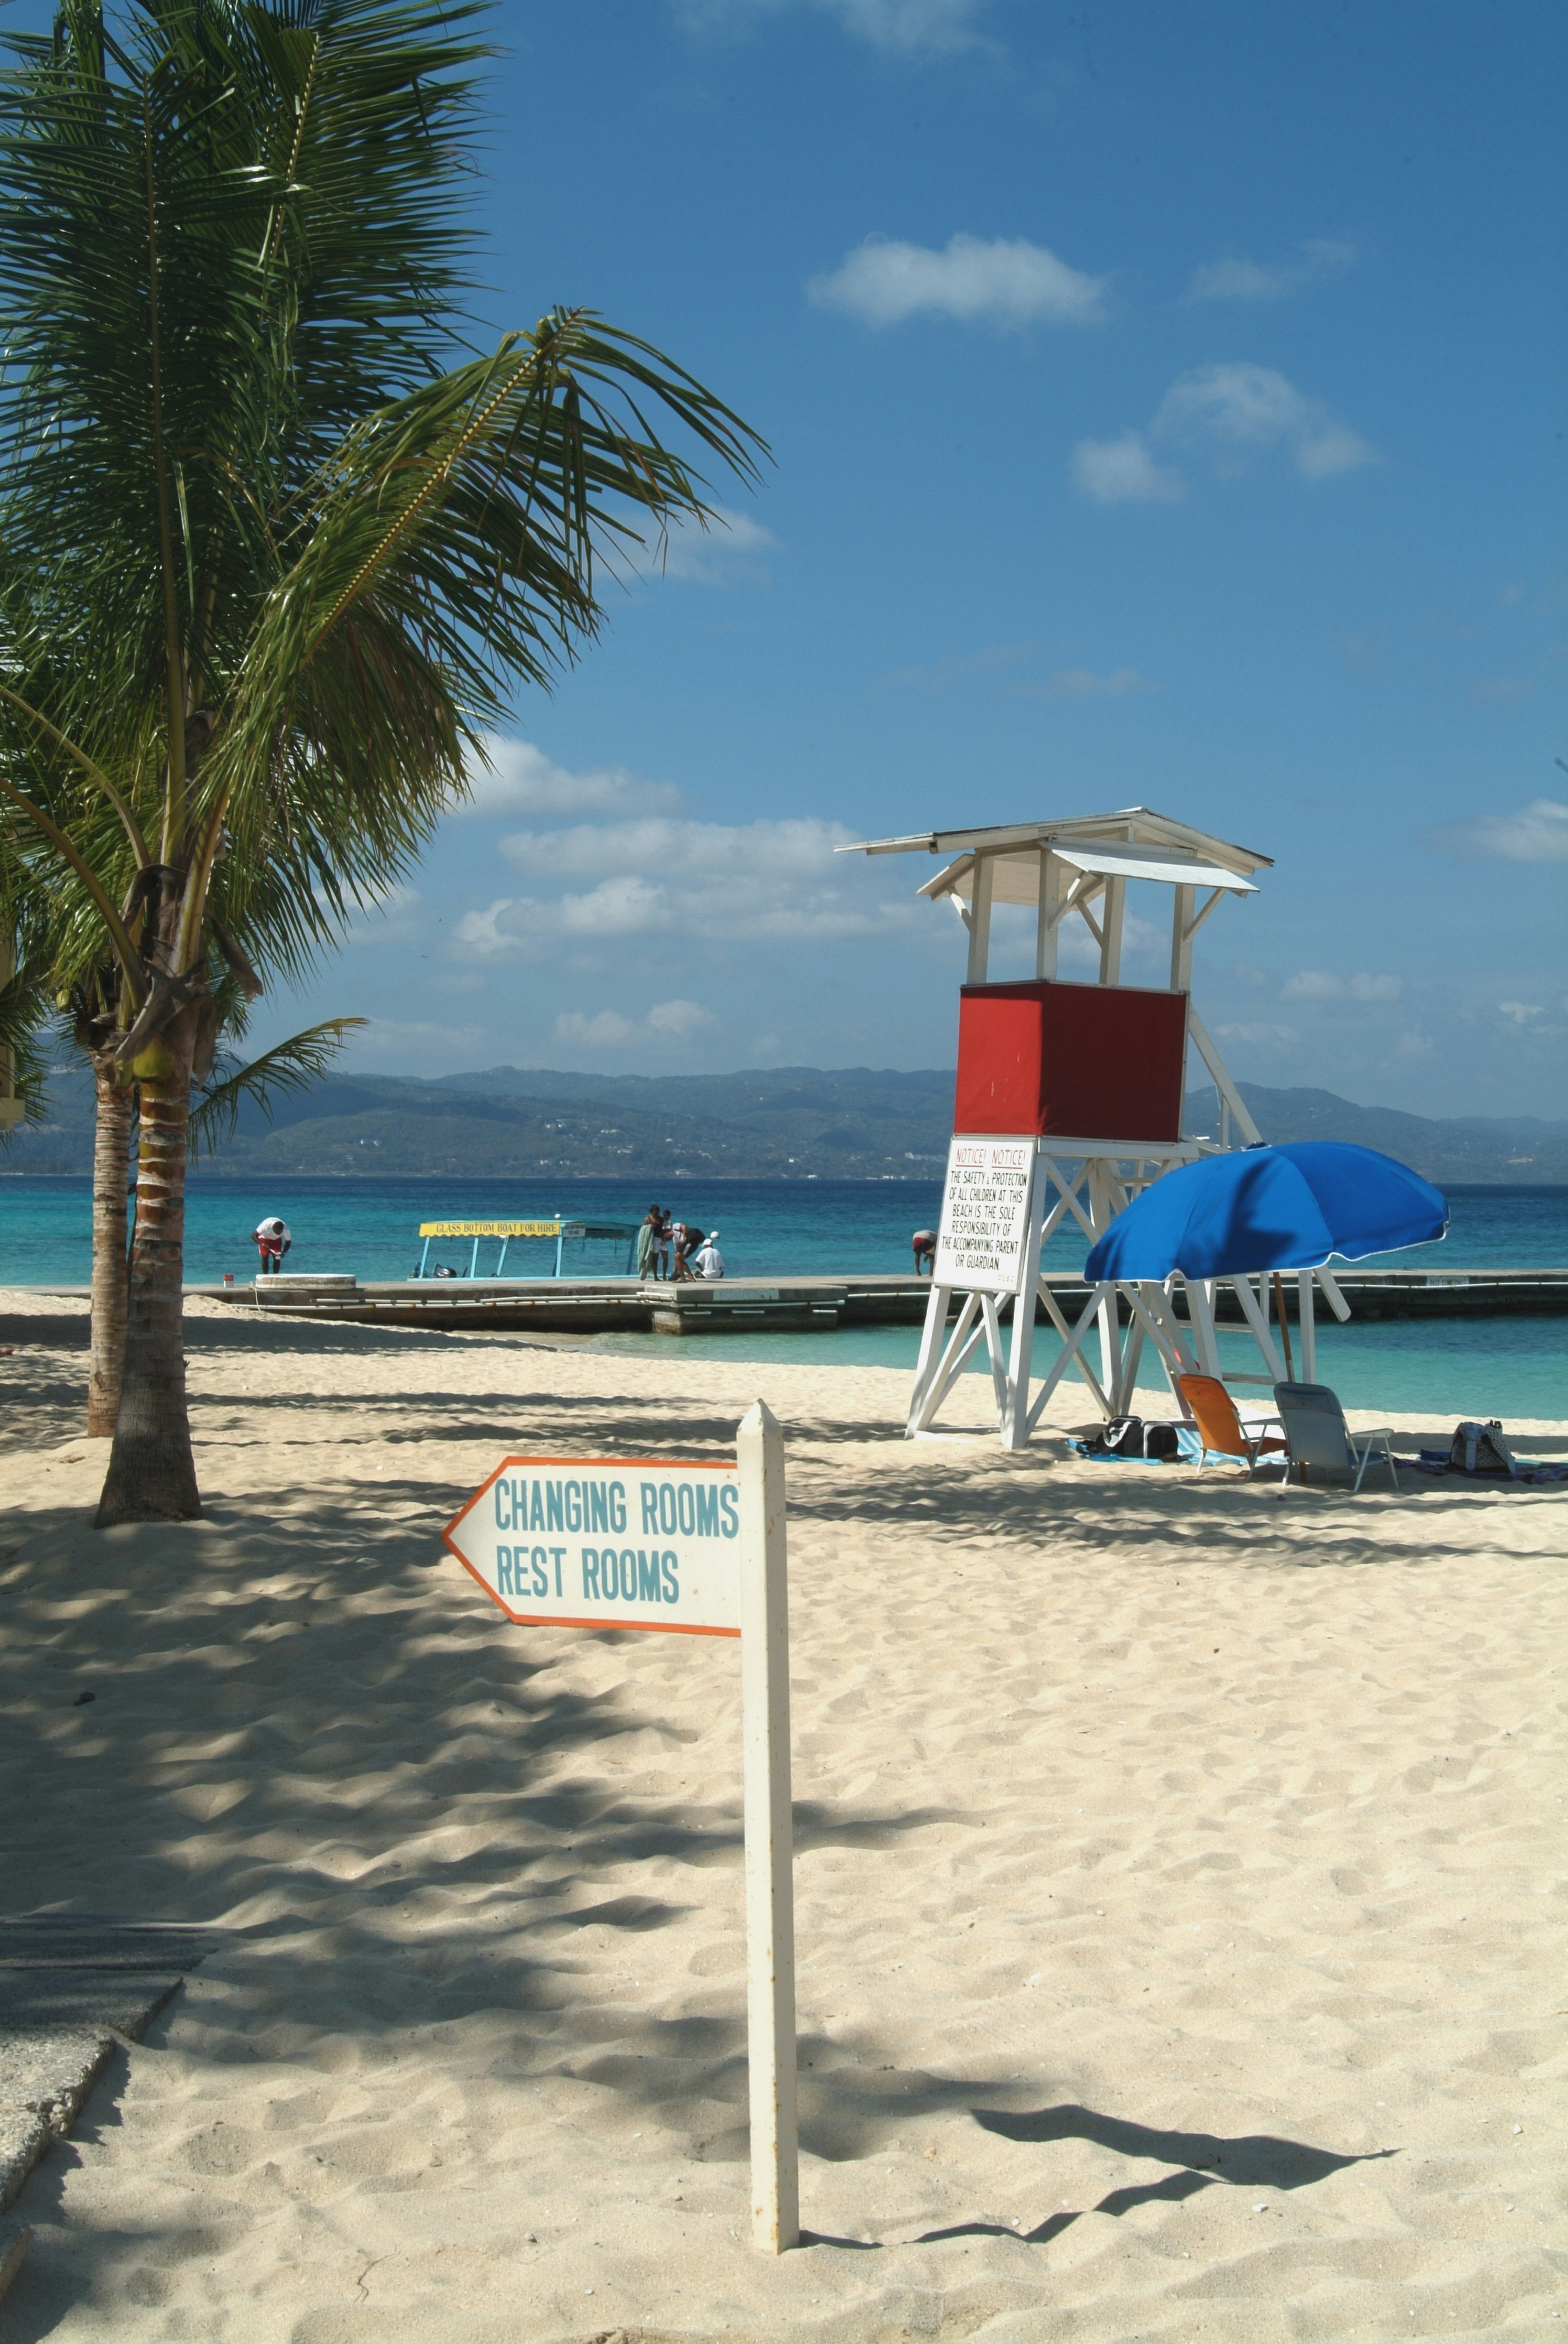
[5,1065,1564,1185]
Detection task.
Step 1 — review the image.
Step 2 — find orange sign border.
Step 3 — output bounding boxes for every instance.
[443,1453,742,1638]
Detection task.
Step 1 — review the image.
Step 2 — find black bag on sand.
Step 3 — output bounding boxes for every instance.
[1448,1420,1517,1476]
[1087,1416,1182,1462]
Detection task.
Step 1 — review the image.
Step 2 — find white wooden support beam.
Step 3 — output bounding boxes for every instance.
[1035,849,1062,980]
[1131,1283,1198,1386]
[1001,1149,1048,1449]
[979,1292,1009,1422]
[1113,1309,1146,1414]
[1098,875,1126,985]
[1297,1269,1316,1381]
[1034,1279,1113,1414]
[1045,1158,1098,1242]
[908,1291,985,1432]
[966,855,995,986]
[1184,1278,1225,1378]
[1050,870,1105,937]
[906,1283,953,1434]
[1316,1265,1352,1323]
[1170,883,1194,994]
[1025,1283,1115,1430]
[1087,1159,1123,1399]
[737,1401,799,2255]
[1228,1273,1287,1383]
[1184,888,1227,946]
[1186,1005,1262,1144]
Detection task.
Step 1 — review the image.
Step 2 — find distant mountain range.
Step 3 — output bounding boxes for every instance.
[4,1063,1565,1184]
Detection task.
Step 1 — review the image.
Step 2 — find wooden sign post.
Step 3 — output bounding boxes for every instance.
[443,1399,799,2254]
[737,1402,798,2254]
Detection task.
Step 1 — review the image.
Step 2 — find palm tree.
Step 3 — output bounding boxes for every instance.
[0,0,763,1523]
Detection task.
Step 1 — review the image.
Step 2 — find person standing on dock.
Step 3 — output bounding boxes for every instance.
[637,1207,658,1281]
[913,1228,938,1275]
[254,1216,292,1276]
[654,1210,673,1280]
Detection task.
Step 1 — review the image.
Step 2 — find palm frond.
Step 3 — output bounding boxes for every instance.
[187,1012,365,1155]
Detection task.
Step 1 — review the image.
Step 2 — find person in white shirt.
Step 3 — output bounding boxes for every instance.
[254,1216,292,1275]
[693,1230,724,1280]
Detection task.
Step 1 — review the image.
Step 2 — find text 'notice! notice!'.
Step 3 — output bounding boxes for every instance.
[933,1136,1034,1291]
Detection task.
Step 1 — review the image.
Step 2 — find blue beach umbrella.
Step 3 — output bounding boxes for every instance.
[1083,1142,1449,1283]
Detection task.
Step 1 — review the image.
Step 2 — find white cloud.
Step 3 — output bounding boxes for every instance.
[555,1009,637,1049]
[554,998,718,1052]
[1040,665,1160,698]
[1497,1001,1544,1025]
[1152,363,1377,480]
[1188,240,1356,303]
[810,233,1107,328]
[1281,969,1403,1003]
[460,735,684,819]
[455,816,918,957]
[1429,799,1568,863]
[1075,364,1376,502]
[1281,970,1342,1001]
[651,504,781,586]
[1395,1030,1434,1058]
[1070,431,1184,505]
[647,998,719,1037]
[679,0,996,56]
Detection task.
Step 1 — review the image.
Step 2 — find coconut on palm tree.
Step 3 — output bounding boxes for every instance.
[0,0,764,1523]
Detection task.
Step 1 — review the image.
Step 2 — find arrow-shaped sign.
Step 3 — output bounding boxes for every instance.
[444,1452,741,1637]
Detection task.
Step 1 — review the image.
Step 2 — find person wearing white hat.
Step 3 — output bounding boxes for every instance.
[693,1229,724,1280]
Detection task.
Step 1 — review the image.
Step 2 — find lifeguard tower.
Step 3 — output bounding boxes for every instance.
[839,807,1294,1446]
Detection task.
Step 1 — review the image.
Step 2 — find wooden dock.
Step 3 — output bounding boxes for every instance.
[213,1265,1568,1333]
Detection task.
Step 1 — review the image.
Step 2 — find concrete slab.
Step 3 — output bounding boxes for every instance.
[0,1916,228,2215]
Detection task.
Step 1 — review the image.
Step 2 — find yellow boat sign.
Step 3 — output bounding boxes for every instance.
[418,1220,561,1238]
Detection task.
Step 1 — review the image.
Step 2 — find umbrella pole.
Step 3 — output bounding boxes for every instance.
[1272,1273,1295,1381]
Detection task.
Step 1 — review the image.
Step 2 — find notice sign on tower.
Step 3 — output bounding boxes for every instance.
[933,1135,1036,1291]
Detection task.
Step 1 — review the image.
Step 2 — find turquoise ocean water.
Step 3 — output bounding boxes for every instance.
[2,1174,1565,1421]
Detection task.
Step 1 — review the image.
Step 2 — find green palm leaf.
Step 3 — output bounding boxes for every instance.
[187,1013,366,1155]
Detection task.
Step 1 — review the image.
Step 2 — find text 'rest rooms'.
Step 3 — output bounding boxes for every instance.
[490,1469,737,1615]
[936,1139,1032,1289]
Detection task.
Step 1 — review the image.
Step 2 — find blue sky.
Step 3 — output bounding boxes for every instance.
[272,0,1565,1117]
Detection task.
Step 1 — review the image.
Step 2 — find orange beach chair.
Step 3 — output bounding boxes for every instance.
[1175,1372,1288,1481]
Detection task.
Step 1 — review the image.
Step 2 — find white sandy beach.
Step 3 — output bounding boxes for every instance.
[1,1288,1564,2341]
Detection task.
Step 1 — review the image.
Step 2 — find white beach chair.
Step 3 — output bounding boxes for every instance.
[1272,1381,1399,1493]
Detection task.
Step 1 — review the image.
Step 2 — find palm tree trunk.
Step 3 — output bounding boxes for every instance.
[95,1008,200,1524]
[87,1059,134,1437]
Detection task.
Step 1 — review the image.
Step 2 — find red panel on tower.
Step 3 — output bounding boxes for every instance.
[954,980,1188,1141]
